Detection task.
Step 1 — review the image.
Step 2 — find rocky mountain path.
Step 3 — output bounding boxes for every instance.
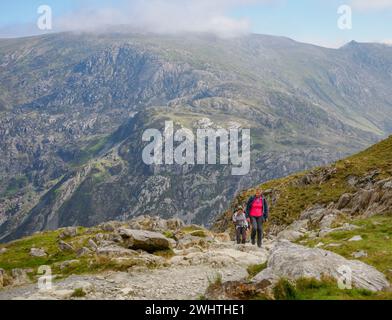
[0,241,271,300]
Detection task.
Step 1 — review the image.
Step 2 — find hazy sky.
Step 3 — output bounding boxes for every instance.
[0,0,391,47]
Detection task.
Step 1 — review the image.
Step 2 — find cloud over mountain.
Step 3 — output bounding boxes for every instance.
[56,0,272,37]
[350,0,392,10]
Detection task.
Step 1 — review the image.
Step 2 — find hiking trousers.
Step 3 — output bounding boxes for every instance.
[250,216,263,247]
[235,226,247,244]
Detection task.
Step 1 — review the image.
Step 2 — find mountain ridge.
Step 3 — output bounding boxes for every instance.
[0,31,391,241]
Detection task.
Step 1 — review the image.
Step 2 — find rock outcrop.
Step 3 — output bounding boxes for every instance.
[59,227,79,239]
[0,268,5,288]
[11,269,32,286]
[335,178,392,216]
[119,229,172,252]
[30,248,47,257]
[252,241,390,292]
[58,241,74,252]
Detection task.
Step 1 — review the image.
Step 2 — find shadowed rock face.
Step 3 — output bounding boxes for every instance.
[1,32,392,241]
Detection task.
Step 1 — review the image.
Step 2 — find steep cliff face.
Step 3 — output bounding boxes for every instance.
[1,32,392,241]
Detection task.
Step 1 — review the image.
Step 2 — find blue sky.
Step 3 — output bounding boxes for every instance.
[0,0,391,47]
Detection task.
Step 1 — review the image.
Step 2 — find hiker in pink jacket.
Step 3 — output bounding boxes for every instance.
[245,189,269,248]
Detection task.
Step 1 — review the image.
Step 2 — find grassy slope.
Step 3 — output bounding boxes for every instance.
[230,135,392,227]
[0,224,207,284]
[293,215,392,299]
[300,215,392,283]
[272,277,392,300]
[0,228,103,279]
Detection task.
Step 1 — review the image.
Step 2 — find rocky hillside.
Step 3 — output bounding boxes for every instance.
[0,137,392,299]
[210,135,392,299]
[0,215,269,300]
[0,214,390,300]
[1,32,392,241]
[215,135,392,231]
[1,137,392,300]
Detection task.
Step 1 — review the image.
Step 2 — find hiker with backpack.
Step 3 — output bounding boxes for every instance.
[232,205,249,244]
[246,188,269,248]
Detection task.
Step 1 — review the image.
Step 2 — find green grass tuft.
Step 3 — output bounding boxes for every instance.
[71,288,87,298]
[273,279,299,300]
[276,277,392,300]
[208,273,223,286]
[162,231,175,239]
[247,262,268,279]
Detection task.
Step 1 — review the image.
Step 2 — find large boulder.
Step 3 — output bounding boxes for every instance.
[299,206,343,228]
[55,260,80,271]
[299,206,328,224]
[58,241,74,252]
[88,239,98,251]
[30,248,47,257]
[378,178,392,190]
[351,189,374,213]
[126,216,168,232]
[11,268,32,286]
[276,219,308,241]
[96,245,138,258]
[252,241,390,292]
[126,216,185,232]
[277,230,304,242]
[213,232,232,243]
[337,194,352,210]
[176,234,210,250]
[76,247,92,258]
[319,214,336,230]
[59,227,78,239]
[99,221,123,232]
[166,218,185,231]
[0,268,5,288]
[319,223,360,237]
[0,269,13,288]
[119,229,171,252]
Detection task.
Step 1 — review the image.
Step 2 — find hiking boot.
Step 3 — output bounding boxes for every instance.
[251,239,256,246]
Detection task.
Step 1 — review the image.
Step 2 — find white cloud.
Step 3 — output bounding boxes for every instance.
[55,0,272,38]
[350,0,392,10]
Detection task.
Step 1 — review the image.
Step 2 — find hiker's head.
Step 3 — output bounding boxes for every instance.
[255,189,263,197]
